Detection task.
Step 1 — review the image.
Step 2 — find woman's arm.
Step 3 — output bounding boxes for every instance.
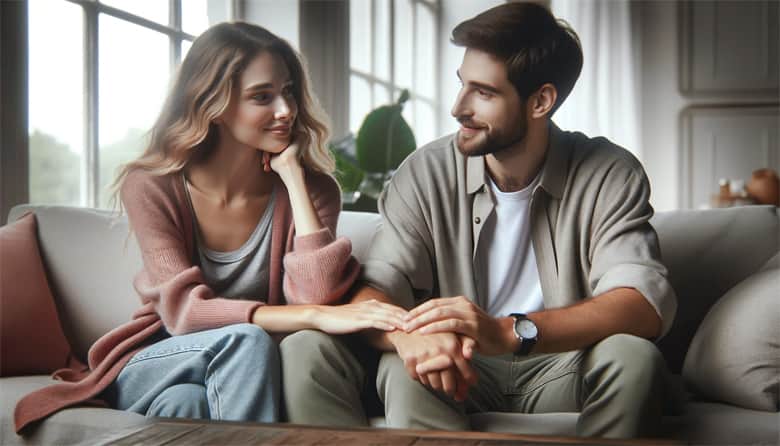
[251,299,406,334]
[269,143,361,305]
[269,142,322,235]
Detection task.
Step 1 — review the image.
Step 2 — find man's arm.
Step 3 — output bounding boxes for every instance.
[404,287,661,364]
[408,159,672,366]
[352,151,486,400]
[522,287,661,352]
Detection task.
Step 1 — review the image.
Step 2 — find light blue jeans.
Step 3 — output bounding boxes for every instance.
[102,323,280,422]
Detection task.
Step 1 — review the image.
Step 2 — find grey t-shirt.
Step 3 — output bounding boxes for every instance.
[183,175,275,301]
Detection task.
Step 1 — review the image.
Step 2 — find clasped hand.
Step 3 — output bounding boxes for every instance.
[388,296,509,402]
[389,330,477,402]
[402,295,513,357]
[319,295,508,402]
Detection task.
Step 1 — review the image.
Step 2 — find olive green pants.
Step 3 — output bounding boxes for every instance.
[280,331,668,438]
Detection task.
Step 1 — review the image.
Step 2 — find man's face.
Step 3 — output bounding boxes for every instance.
[451,48,527,157]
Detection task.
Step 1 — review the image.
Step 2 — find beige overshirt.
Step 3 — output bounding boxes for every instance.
[362,124,677,336]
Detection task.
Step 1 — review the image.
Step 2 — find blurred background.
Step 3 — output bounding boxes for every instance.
[2,0,778,217]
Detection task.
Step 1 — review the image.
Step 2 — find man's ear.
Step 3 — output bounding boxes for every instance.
[529,83,557,119]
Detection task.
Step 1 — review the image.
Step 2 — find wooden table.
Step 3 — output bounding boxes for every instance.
[97,419,681,446]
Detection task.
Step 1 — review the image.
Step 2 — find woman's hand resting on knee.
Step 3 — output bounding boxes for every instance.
[309,300,407,334]
[251,300,407,334]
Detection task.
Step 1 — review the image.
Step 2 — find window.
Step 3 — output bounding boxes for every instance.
[28,0,233,208]
[349,0,440,147]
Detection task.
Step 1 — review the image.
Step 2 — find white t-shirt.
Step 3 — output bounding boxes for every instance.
[475,173,544,317]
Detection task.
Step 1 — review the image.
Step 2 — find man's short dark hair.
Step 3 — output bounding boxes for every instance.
[451,2,583,115]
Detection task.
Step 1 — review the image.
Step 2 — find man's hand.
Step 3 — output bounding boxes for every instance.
[388,330,478,401]
[403,296,517,356]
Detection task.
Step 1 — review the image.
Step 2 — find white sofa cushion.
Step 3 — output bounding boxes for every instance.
[5,206,383,362]
[0,375,149,446]
[8,205,143,362]
[682,253,780,412]
[335,211,382,263]
[650,205,780,374]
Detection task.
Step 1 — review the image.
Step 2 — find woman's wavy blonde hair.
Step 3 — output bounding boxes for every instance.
[111,22,334,206]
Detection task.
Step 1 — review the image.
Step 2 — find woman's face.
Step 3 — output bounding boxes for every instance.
[217,51,298,154]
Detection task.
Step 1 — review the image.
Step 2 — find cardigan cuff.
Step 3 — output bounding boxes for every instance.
[293,227,335,252]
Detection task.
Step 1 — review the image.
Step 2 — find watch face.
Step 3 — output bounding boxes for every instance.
[518,319,538,339]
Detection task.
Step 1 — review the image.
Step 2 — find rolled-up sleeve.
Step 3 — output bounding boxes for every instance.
[361,169,435,310]
[588,168,678,338]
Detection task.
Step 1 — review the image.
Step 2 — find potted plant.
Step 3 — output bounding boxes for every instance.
[331,90,416,211]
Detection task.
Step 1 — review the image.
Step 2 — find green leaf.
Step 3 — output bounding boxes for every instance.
[331,147,364,193]
[355,104,416,174]
[397,89,410,105]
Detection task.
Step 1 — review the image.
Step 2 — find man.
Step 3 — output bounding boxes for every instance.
[281,2,676,438]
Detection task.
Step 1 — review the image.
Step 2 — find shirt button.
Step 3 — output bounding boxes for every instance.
[474,217,481,224]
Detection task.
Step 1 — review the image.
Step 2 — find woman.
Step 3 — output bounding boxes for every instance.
[14,22,405,431]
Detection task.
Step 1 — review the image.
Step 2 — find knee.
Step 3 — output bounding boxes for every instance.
[213,324,280,375]
[376,353,419,397]
[377,353,466,430]
[279,330,338,366]
[279,331,348,398]
[590,334,665,383]
[223,323,278,358]
[148,383,209,419]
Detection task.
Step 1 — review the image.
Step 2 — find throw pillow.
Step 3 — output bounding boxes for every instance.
[0,212,73,376]
[759,251,780,272]
[682,254,780,411]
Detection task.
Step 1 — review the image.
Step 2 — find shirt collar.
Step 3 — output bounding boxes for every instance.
[538,122,567,199]
[465,144,486,195]
[463,122,568,199]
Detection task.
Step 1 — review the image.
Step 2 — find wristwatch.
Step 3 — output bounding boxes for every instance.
[509,313,538,356]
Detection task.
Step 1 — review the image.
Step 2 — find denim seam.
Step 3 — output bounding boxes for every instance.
[210,361,222,419]
[126,344,208,365]
[124,344,222,418]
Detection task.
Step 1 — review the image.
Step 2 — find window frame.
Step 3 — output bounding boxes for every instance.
[349,0,441,141]
[50,0,237,207]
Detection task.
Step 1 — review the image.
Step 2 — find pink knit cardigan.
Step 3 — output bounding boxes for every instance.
[14,168,360,433]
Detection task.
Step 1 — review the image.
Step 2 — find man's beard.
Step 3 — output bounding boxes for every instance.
[455,119,527,158]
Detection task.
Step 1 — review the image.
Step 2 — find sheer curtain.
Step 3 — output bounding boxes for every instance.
[550,0,642,157]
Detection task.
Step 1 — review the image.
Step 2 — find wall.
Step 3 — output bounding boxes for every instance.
[7,1,776,217]
[639,1,778,211]
[1,0,29,221]
[243,0,300,49]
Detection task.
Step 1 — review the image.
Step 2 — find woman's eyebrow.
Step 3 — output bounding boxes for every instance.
[244,82,274,92]
[244,80,293,92]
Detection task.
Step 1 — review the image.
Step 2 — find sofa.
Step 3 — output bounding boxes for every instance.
[1,204,778,445]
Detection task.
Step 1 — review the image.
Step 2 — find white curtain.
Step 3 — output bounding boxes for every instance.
[550,0,642,158]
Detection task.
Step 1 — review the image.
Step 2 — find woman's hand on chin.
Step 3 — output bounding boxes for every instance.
[266,142,303,180]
